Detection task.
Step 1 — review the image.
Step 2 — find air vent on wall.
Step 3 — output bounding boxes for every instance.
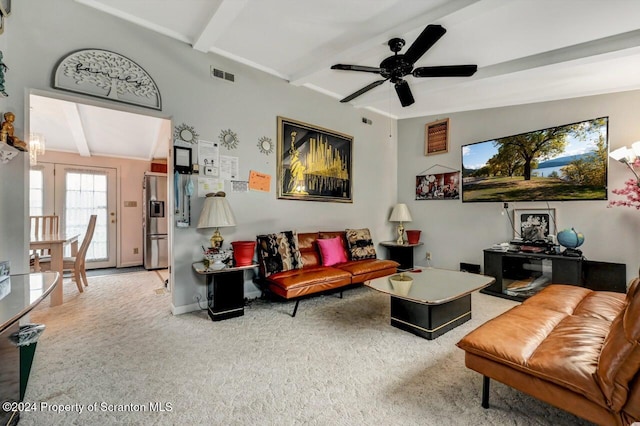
[210,66,235,83]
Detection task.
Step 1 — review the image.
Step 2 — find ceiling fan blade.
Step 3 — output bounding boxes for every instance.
[395,80,414,107]
[331,64,383,74]
[340,79,388,103]
[403,24,446,65]
[413,65,478,78]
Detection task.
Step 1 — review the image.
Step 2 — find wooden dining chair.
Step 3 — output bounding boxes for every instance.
[29,215,60,272]
[38,215,97,292]
[30,215,59,238]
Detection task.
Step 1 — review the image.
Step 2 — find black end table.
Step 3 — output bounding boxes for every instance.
[380,241,423,270]
[193,263,257,321]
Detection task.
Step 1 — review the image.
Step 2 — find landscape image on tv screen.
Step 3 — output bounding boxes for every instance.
[461,117,608,202]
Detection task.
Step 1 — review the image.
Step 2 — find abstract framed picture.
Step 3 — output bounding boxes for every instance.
[514,209,556,241]
[416,172,460,200]
[277,116,352,203]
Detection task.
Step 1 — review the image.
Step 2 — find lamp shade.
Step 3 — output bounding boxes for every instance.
[197,192,236,228]
[389,203,412,222]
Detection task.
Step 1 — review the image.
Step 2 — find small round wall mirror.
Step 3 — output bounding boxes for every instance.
[174,123,199,144]
[219,129,239,149]
[258,136,273,155]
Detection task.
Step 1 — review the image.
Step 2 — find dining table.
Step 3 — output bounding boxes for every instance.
[29,233,79,306]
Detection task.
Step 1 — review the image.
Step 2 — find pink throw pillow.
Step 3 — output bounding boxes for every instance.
[317,236,348,266]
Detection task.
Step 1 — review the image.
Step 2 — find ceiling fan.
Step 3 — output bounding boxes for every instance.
[331,24,478,107]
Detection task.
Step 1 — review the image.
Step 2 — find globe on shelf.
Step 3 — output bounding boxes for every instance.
[557,228,584,257]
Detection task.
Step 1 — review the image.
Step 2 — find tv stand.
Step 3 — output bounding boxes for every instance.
[483,249,626,301]
[562,248,583,257]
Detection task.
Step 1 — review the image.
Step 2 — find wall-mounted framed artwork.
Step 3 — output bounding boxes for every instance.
[416,171,460,200]
[0,0,10,35]
[277,116,353,203]
[174,146,192,174]
[514,209,556,241]
[52,49,162,110]
[425,118,449,156]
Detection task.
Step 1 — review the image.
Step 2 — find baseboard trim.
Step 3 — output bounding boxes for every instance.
[172,302,201,315]
[246,289,261,299]
[119,261,143,268]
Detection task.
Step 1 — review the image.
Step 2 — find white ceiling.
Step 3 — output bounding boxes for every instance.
[30,94,170,160]
[33,0,640,159]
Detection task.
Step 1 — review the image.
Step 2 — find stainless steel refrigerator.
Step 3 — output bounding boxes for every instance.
[143,172,168,270]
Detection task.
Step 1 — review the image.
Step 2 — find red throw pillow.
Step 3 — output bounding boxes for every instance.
[317,236,348,266]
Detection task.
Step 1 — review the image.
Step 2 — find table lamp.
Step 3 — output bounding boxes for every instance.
[389,203,412,244]
[197,191,236,249]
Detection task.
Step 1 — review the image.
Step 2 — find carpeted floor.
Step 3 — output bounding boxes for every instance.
[21,272,593,425]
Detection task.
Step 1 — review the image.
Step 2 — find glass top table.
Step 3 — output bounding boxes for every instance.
[366,267,495,304]
[1,272,59,334]
[365,267,495,339]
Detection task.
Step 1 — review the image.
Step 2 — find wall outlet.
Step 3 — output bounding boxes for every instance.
[133,248,138,254]
[426,252,432,260]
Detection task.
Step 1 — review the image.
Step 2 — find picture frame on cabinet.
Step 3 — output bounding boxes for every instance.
[514,209,556,241]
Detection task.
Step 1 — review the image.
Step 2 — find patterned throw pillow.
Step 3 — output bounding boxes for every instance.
[256,231,304,277]
[345,228,377,260]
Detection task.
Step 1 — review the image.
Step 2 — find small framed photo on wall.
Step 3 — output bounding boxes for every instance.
[416,171,460,200]
[425,118,449,156]
[174,146,192,174]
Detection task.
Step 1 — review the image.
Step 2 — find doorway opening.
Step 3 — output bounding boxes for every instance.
[28,90,173,291]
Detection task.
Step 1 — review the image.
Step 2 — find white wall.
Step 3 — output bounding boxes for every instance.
[398,90,640,281]
[0,13,29,275]
[3,0,398,311]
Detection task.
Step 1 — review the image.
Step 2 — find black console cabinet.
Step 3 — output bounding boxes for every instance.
[483,249,626,301]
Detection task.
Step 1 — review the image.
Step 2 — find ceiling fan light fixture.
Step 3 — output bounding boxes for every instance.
[331,24,477,107]
[395,80,414,107]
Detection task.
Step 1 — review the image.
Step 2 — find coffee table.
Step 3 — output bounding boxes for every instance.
[365,267,495,339]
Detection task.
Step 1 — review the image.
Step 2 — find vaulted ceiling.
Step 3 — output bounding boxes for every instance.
[32,0,640,159]
[29,94,170,161]
[77,0,640,119]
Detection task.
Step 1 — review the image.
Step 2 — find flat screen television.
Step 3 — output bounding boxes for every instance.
[461,117,608,202]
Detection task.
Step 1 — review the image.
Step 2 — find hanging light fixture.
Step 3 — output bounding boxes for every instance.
[29,132,45,165]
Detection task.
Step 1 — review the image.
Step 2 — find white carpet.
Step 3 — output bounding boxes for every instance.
[20,272,593,425]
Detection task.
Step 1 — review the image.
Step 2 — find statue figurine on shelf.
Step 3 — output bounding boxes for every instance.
[1,112,26,151]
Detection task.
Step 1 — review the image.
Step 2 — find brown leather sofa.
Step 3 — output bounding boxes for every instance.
[258,231,399,316]
[457,279,640,426]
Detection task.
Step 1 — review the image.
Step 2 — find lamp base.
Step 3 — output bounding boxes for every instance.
[210,228,224,249]
[396,223,405,245]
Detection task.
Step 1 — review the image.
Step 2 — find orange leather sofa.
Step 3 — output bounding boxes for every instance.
[258,231,398,315]
[457,279,640,426]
